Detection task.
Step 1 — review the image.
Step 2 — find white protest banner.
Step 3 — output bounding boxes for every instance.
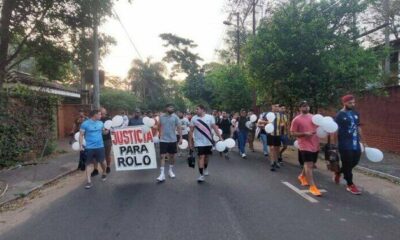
[111,126,157,171]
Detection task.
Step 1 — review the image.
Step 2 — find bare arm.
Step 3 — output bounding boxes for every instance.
[79,129,85,151]
[212,124,223,140]
[189,126,194,149]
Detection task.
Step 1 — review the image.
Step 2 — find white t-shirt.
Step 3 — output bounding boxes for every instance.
[176,117,190,135]
[190,114,215,147]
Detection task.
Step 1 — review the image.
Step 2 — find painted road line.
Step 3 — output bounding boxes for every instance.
[282,181,319,203]
[300,189,327,193]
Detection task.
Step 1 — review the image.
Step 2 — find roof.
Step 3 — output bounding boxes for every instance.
[4,71,80,98]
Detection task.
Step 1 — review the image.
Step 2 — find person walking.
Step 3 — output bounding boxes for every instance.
[290,101,322,196]
[237,109,249,158]
[156,104,182,182]
[79,110,109,189]
[332,95,364,195]
[189,105,223,182]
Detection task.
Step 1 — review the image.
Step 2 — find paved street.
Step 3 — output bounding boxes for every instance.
[1,149,400,240]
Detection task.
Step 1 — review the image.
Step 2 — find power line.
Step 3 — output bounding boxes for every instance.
[112,8,143,60]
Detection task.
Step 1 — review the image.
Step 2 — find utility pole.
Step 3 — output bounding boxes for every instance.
[384,0,391,78]
[236,12,240,65]
[93,0,100,110]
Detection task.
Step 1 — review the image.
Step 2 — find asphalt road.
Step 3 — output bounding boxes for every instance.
[2,149,400,240]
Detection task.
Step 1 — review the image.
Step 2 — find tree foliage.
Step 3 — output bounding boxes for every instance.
[204,64,252,111]
[245,0,381,111]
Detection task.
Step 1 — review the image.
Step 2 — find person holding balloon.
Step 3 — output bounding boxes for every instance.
[237,109,249,159]
[331,95,364,195]
[79,110,110,189]
[156,104,182,182]
[290,101,322,196]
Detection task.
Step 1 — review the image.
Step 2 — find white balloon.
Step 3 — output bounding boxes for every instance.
[178,139,188,149]
[365,147,384,162]
[224,138,236,148]
[316,127,328,138]
[213,135,220,141]
[142,125,151,134]
[112,115,124,127]
[265,123,274,133]
[266,112,276,122]
[215,141,227,152]
[145,118,156,127]
[231,119,237,124]
[72,141,80,151]
[294,140,299,149]
[142,117,150,126]
[153,136,160,143]
[104,120,113,130]
[322,120,338,133]
[74,132,80,141]
[246,121,252,129]
[312,114,324,126]
[250,114,257,123]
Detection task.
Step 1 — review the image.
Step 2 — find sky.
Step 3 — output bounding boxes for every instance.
[101,0,228,79]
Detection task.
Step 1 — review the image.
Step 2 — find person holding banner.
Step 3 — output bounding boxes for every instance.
[156,104,182,182]
[79,110,109,189]
[189,104,223,183]
[129,108,144,126]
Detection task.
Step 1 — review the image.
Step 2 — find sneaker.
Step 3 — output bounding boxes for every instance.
[197,175,205,182]
[270,164,276,172]
[333,173,341,184]
[168,169,176,178]
[298,175,309,186]
[264,152,269,157]
[241,153,247,158]
[204,169,209,176]
[85,183,92,189]
[91,169,99,177]
[274,161,280,169]
[346,184,361,195]
[101,174,107,181]
[309,185,322,196]
[106,167,111,174]
[157,173,166,182]
[278,157,283,163]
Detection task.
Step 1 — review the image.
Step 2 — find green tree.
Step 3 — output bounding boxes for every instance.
[160,33,211,104]
[100,87,138,113]
[204,63,252,111]
[127,58,167,109]
[245,0,381,111]
[0,0,123,87]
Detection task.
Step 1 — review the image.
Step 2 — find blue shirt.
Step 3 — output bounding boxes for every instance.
[80,119,104,149]
[335,110,360,151]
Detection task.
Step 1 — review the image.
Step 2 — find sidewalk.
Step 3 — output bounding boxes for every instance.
[252,141,400,183]
[0,139,79,205]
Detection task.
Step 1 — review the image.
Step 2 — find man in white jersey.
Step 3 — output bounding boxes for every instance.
[189,105,223,182]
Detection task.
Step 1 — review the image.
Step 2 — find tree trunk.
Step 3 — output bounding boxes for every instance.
[0,0,17,90]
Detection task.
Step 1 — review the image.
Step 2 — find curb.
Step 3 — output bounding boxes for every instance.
[354,166,400,184]
[0,168,78,207]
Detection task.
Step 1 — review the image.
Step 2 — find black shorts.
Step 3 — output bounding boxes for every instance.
[196,146,213,156]
[85,148,105,165]
[177,134,189,141]
[299,151,319,163]
[267,135,282,147]
[160,142,177,154]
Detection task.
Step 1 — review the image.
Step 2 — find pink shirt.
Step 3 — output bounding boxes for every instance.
[290,114,319,152]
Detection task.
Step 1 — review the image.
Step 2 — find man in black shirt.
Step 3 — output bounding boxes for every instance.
[100,107,112,173]
[238,109,249,158]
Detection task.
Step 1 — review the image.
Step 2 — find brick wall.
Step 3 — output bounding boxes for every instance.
[57,104,91,138]
[320,86,400,153]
